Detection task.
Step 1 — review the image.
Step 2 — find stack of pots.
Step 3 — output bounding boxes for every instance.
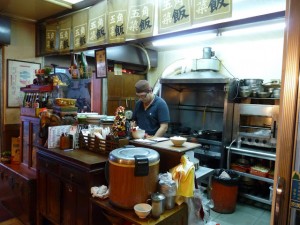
[239,79,281,98]
[239,79,264,97]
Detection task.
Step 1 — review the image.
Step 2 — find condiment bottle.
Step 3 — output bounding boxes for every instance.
[60,133,70,150]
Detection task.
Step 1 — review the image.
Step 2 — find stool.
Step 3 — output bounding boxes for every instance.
[195,167,214,198]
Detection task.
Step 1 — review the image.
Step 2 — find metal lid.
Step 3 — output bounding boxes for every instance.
[109,147,160,165]
[151,192,166,201]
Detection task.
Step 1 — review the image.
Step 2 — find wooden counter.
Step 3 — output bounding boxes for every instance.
[90,197,188,225]
[129,140,201,172]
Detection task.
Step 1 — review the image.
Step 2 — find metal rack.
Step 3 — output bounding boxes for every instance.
[226,145,275,205]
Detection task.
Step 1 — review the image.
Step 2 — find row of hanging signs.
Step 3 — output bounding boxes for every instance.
[45,0,232,53]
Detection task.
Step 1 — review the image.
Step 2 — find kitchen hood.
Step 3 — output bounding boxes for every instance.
[160,70,230,84]
[160,47,230,84]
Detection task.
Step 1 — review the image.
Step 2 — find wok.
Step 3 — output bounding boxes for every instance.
[193,129,222,140]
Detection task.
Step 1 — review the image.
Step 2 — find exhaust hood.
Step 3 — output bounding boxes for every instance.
[160,47,230,84]
[160,70,230,84]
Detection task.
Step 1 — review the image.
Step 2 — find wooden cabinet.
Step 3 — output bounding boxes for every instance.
[20,116,46,169]
[0,163,36,225]
[36,148,107,225]
[106,72,145,115]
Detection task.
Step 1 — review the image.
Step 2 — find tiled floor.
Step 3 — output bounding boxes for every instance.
[209,199,271,225]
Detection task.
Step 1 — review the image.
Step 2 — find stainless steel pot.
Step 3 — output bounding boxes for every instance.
[147,192,166,218]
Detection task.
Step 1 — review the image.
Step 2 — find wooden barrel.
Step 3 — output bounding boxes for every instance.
[108,147,160,209]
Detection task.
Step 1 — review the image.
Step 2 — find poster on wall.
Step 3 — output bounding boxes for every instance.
[7,59,40,108]
[95,49,107,79]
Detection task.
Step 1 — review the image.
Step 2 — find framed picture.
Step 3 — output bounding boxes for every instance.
[95,48,107,78]
[7,59,41,108]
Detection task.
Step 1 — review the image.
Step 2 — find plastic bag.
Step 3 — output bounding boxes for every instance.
[185,188,214,225]
[159,172,177,197]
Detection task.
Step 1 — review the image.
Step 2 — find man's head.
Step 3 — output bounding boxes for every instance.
[135,80,151,93]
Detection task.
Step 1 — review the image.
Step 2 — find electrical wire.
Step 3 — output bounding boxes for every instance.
[129,43,151,75]
[214,56,240,100]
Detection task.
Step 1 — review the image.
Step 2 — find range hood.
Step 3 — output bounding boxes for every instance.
[160,47,230,84]
[160,70,230,84]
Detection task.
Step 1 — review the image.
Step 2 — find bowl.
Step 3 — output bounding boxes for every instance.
[170,136,187,147]
[239,90,252,98]
[134,203,152,219]
[132,129,146,139]
[257,91,271,98]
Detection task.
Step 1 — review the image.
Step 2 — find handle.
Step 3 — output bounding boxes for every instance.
[274,176,285,225]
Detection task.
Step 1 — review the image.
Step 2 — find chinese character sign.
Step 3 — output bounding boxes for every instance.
[158,0,191,34]
[73,10,88,50]
[88,0,107,46]
[58,18,72,52]
[108,0,128,43]
[192,0,232,24]
[45,29,56,52]
[45,22,57,53]
[126,0,155,39]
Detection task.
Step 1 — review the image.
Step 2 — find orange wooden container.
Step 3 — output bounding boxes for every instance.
[108,147,160,209]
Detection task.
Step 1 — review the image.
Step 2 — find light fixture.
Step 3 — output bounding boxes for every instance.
[222,21,285,36]
[44,0,84,9]
[152,31,217,47]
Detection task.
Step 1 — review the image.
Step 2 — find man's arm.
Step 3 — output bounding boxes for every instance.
[154,123,168,137]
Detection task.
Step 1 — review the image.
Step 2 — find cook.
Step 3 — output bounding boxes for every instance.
[132,80,170,137]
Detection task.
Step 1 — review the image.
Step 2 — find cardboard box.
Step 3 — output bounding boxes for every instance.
[11,137,21,164]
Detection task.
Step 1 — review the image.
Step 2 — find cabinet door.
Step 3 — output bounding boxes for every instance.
[62,182,89,225]
[21,120,30,166]
[46,173,61,224]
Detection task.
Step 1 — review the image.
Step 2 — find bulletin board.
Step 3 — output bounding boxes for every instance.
[7,59,40,107]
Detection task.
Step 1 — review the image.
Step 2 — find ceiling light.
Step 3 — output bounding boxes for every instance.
[44,0,84,8]
[152,32,217,47]
[222,21,285,36]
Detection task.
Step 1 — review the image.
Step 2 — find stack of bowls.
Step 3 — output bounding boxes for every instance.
[239,86,252,98]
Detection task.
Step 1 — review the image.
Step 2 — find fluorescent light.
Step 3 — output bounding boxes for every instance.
[45,0,72,8]
[44,0,84,8]
[222,22,285,36]
[63,0,84,4]
[152,32,217,47]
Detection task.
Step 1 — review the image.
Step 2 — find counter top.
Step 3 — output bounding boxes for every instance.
[90,197,188,225]
[37,146,108,170]
[130,139,201,153]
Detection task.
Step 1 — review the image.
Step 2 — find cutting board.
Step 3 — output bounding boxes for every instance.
[151,140,201,152]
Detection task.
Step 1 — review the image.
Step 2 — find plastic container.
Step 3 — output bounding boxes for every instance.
[211,169,240,214]
[269,186,274,201]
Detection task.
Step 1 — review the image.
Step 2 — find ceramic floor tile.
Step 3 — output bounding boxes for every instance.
[213,211,258,225]
[235,202,266,217]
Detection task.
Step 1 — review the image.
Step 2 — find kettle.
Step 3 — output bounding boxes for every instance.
[147,192,166,218]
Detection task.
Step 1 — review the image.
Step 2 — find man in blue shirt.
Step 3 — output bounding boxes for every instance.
[132,80,170,137]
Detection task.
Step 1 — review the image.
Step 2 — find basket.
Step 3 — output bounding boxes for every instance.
[79,133,120,155]
[250,167,269,177]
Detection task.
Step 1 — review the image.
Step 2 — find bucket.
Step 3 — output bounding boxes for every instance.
[211,169,240,214]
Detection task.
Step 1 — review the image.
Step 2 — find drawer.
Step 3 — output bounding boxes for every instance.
[37,156,59,174]
[60,165,87,187]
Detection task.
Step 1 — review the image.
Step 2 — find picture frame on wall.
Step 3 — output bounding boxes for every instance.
[7,59,41,108]
[95,48,107,79]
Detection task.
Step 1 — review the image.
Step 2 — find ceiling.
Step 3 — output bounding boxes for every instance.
[0,0,97,22]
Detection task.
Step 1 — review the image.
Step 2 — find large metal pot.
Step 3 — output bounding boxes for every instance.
[108,146,160,209]
[241,79,264,86]
[240,79,264,97]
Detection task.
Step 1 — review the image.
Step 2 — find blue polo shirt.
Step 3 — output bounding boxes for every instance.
[132,95,170,135]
